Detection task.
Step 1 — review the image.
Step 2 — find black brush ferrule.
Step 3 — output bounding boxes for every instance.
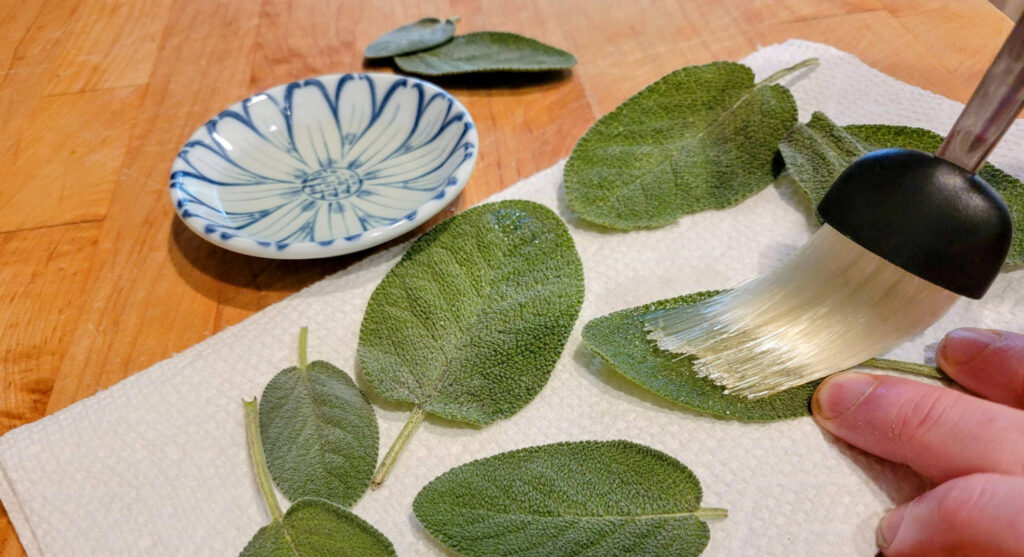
[817,148,1012,299]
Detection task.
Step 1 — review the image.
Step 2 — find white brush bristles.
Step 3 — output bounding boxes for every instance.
[644,225,959,398]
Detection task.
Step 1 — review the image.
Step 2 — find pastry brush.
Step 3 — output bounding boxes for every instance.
[644,20,1024,398]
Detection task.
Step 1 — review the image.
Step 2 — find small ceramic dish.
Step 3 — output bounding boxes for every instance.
[169,73,478,258]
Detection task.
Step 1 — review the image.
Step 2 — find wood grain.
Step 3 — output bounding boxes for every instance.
[0,1,1010,554]
[0,85,144,232]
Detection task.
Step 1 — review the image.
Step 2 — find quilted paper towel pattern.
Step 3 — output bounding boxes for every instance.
[3,40,1024,556]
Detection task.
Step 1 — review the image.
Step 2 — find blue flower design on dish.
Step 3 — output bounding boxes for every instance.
[169,73,478,258]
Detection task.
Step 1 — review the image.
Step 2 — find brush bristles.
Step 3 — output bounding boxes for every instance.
[645,225,959,398]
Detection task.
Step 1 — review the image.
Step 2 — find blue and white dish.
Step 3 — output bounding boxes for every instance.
[169,73,478,259]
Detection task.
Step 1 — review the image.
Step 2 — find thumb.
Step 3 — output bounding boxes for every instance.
[878,474,1024,556]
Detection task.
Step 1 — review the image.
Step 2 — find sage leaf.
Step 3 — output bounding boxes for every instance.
[240,400,395,557]
[779,111,1024,264]
[582,291,819,421]
[563,59,816,229]
[260,328,378,507]
[358,200,584,487]
[413,440,726,557]
[240,499,396,557]
[364,17,457,59]
[394,32,576,75]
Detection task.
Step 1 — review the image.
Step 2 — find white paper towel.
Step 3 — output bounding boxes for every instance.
[4,39,1024,557]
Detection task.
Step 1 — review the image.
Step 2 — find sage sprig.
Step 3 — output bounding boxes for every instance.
[239,400,396,557]
[358,201,584,488]
[259,327,378,507]
[414,440,725,557]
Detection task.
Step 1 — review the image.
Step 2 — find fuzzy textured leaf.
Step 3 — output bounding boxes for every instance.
[364,18,456,59]
[394,32,576,75]
[414,440,720,557]
[563,61,799,229]
[779,111,1024,263]
[582,291,819,421]
[240,498,395,557]
[260,361,378,507]
[358,200,584,425]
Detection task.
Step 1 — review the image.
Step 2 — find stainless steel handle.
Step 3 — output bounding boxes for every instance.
[938,17,1024,173]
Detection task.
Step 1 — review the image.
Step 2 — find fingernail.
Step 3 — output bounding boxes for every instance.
[940,328,1000,366]
[876,505,906,550]
[813,372,877,420]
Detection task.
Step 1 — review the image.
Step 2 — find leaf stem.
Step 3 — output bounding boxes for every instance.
[860,358,949,381]
[371,405,426,489]
[695,507,729,520]
[756,57,819,87]
[298,326,308,370]
[243,399,283,522]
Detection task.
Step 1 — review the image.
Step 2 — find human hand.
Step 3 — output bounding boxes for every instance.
[812,328,1024,557]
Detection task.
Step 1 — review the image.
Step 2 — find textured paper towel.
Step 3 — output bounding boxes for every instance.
[4,39,1024,556]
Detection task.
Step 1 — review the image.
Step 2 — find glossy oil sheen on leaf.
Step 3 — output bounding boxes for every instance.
[394,32,576,75]
[240,498,396,557]
[260,360,378,507]
[364,18,456,59]
[779,111,1024,264]
[358,200,584,425]
[582,291,818,421]
[563,61,798,229]
[413,440,718,557]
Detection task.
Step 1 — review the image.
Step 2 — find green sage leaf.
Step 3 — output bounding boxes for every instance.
[364,17,457,59]
[582,291,819,421]
[779,111,1024,264]
[260,358,378,507]
[394,31,576,75]
[413,440,725,557]
[563,59,813,229]
[240,498,396,557]
[358,200,584,486]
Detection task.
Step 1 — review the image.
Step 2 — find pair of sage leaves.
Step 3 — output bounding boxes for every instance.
[239,329,395,556]
[364,17,576,76]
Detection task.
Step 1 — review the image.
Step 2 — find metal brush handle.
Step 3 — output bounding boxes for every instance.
[939,16,1024,173]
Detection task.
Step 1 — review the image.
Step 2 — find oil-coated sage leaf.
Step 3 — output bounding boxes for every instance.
[260,356,378,507]
[394,32,576,75]
[240,498,396,557]
[582,291,819,421]
[364,17,457,59]
[779,111,1024,263]
[358,200,584,487]
[413,440,725,557]
[563,59,816,229]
